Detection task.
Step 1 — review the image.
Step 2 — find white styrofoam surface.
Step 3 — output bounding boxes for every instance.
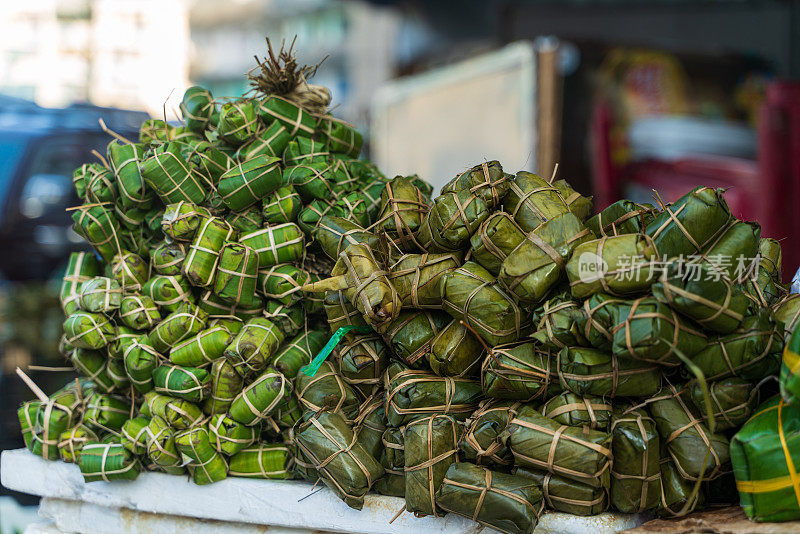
[3,448,646,534]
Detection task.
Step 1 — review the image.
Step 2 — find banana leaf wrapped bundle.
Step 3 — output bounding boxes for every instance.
[161,201,207,241]
[650,385,730,481]
[224,317,285,377]
[557,347,662,398]
[329,191,369,228]
[384,362,482,426]
[142,275,193,312]
[441,261,530,346]
[272,330,327,380]
[609,407,661,513]
[242,121,291,160]
[384,310,449,369]
[64,312,115,349]
[144,391,204,429]
[418,190,489,252]
[566,234,658,299]
[258,95,316,138]
[774,293,800,337]
[263,300,304,338]
[257,264,310,306]
[58,425,98,463]
[184,217,234,287]
[169,325,233,367]
[262,396,303,436]
[586,200,655,237]
[140,142,208,204]
[323,290,366,332]
[204,358,242,415]
[229,369,290,426]
[85,165,117,205]
[239,223,305,267]
[319,116,363,157]
[577,293,628,350]
[314,216,379,261]
[514,468,607,516]
[303,243,401,332]
[698,220,760,282]
[460,399,522,466]
[175,426,229,485]
[375,176,428,249]
[428,319,485,377]
[376,426,406,497]
[228,443,294,479]
[481,340,559,402]
[18,401,40,451]
[335,334,389,396]
[118,294,160,331]
[262,185,302,224]
[180,86,214,132]
[554,179,593,221]
[441,161,510,208]
[297,199,335,235]
[691,308,783,381]
[295,361,361,421]
[210,316,244,334]
[470,212,526,275]
[541,392,612,430]
[435,463,544,534]
[360,178,387,219]
[501,171,570,233]
[284,162,336,202]
[106,358,130,389]
[183,139,234,183]
[283,137,330,166]
[214,242,259,306]
[71,204,122,263]
[645,187,732,259]
[295,410,384,510]
[217,100,258,145]
[657,455,704,517]
[123,340,161,393]
[227,208,264,236]
[208,414,259,456]
[688,377,756,432]
[72,162,101,199]
[153,364,211,403]
[352,394,386,460]
[282,425,318,482]
[200,291,266,327]
[782,323,800,404]
[80,277,122,313]
[731,396,800,522]
[501,213,594,303]
[121,416,150,455]
[147,302,208,353]
[388,253,460,309]
[752,238,783,307]
[652,261,748,334]
[60,252,102,315]
[109,326,145,361]
[531,293,587,350]
[84,393,130,432]
[218,155,281,211]
[506,405,612,488]
[405,414,461,516]
[32,392,81,460]
[610,296,707,366]
[146,415,185,475]
[79,443,141,482]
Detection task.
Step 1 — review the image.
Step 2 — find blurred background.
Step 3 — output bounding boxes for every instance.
[0,0,798,528]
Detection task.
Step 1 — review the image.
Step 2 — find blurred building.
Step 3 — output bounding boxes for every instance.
[190,0,401,130]
[0,0,190,118]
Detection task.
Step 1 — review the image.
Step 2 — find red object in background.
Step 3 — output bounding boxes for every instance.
[591,80,800,280]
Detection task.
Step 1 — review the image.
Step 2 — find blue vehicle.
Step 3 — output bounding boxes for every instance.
[0,96,147,281]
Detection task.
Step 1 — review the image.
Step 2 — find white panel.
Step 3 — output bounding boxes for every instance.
[371,42,536,194]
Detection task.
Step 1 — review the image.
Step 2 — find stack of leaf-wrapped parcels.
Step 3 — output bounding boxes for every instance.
[17,97,796,533]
